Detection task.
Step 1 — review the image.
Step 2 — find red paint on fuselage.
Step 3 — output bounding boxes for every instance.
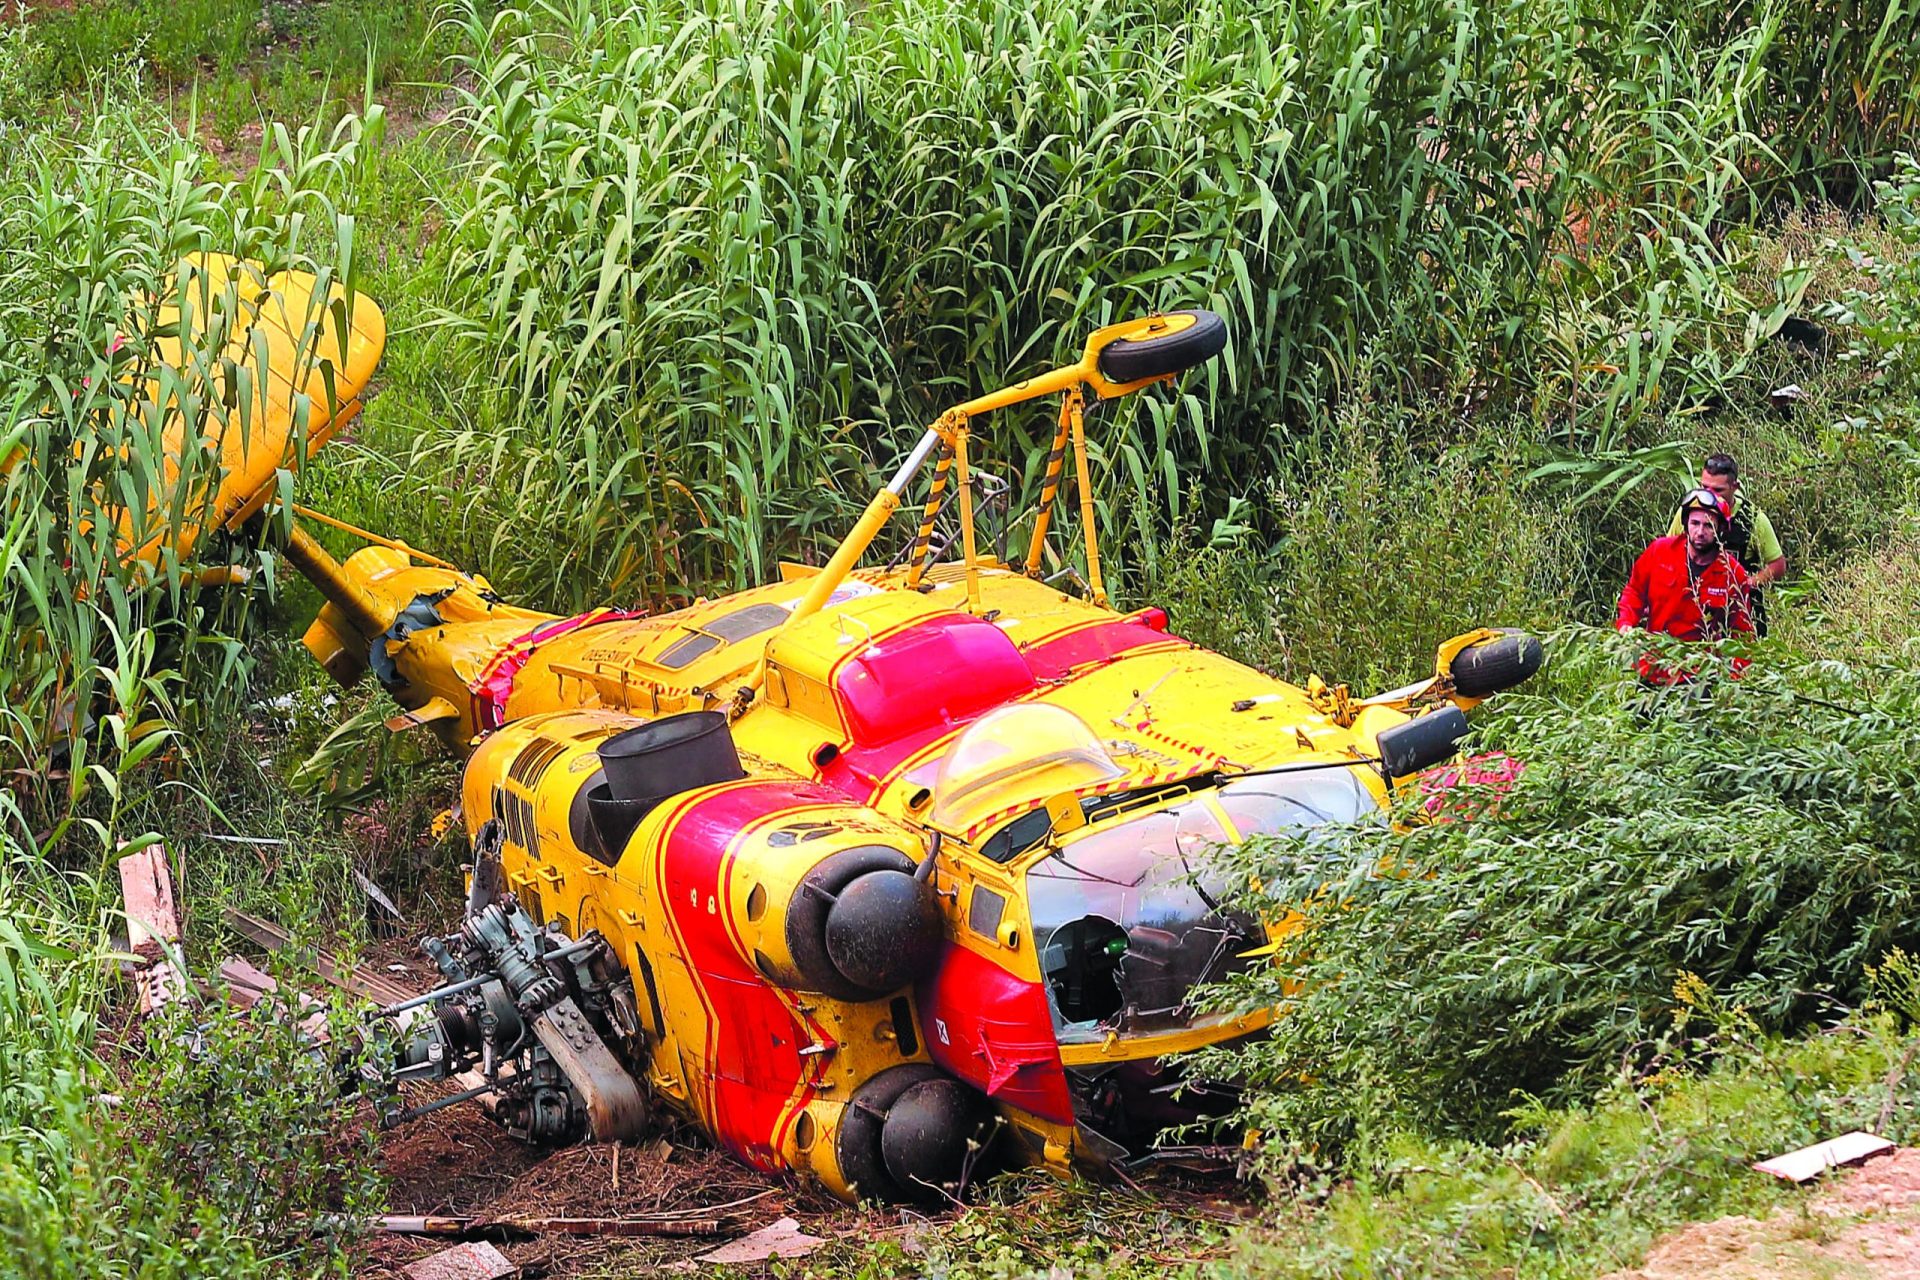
[814,615,1189,805]
[657,782,845,1168]
[916,943,1074,1125]
[1019,619,1185,682]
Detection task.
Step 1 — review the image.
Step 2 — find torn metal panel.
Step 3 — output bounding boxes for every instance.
[1754,1132,1897,1182]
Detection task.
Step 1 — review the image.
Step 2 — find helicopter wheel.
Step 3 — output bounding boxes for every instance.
[838,1065,997,1205]
[1095,309,1228,383]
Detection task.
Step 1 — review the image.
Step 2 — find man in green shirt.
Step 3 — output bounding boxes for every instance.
[1665,453,1786,634]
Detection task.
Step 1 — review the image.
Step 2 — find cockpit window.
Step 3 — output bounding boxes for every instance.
[1028,768,1378,1043]
[1215,767,1378,837]
[929,704,1125,835]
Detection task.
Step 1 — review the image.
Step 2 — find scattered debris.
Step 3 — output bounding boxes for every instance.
[217,956,278,1009]
[1767,383,1807,415]
[694,1216,827,1264]
[401,1240,516,1280]
[217,955,330,1041]
[1754,1131,1896,1182]
[353,867,405,935]
[223,907,416,1004]
[117,845,185,1016]
[372,1216,474,1237]
[371,1213,729,1239]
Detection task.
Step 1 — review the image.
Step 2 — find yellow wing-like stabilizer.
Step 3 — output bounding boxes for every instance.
[114,253,386,569]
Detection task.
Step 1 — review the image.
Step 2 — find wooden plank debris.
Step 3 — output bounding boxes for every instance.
[402,1241,516,1280]
[218,956,278,1009]
[371,1214,727,1239]
[694,1217,826,1264]
[222,907,415,1004]
[1753,1131,1897,1182]
[118,846,185,1016]
[119,846,181,948]
[217,956,330,1041]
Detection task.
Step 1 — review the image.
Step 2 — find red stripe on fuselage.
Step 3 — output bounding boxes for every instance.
[657,781,843,1169]
[1020,619,1186,682]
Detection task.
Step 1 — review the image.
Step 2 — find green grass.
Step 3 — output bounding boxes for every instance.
[766,998,1920,1280]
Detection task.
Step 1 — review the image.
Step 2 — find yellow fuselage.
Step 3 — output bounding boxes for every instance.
[306,549,1405,1198]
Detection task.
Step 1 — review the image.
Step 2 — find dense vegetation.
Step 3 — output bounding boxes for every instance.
[1,0,1918,1275]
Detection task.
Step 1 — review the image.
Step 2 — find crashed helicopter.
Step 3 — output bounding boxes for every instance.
[120,256,1542,1205]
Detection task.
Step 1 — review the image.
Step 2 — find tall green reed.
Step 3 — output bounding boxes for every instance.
[388,0,1912,610]
[0,83,377,838]
[405,0,1595,606]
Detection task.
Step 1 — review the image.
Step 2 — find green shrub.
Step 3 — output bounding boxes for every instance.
[1147,414,1578,690]
[1221,1002,1920,1280]
[1192,634,1920,1150]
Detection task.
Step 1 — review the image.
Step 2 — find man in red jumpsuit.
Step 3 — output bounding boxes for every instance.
[1617,488,1754,685]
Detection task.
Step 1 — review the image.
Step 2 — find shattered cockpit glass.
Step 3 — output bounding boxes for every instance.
[1028,768,1379,1043]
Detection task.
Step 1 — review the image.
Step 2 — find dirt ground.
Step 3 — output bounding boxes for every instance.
[1603,1148,1920,1280]
[363,1102,863,1278]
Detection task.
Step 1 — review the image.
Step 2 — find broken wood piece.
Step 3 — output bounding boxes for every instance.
[371,1214,728,1239]
[695,1217,826,1264]
[497,1216,726,1238]
[119,846,181,947]
[217,956,332,1041]
[219,955,278,1009]
[118,846,186,1016]
[401,1241,515,1280]
[1753,1131,1896,1182]
[222,907,415,1004]
[370,1216,473,1237]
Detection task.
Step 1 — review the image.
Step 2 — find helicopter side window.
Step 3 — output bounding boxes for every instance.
[976,807,1055,863]
[655,603,790,669]
[656,631,723,669]
[967,884,1007,937]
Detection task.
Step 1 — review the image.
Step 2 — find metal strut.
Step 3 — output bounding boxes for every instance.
[1022,389,1079,578]
[905,435,957,590]
[1068,392,1107,607]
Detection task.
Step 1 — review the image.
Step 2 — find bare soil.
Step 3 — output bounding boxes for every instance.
[1603,1148,1920,1280]
[363,1102,880,1278]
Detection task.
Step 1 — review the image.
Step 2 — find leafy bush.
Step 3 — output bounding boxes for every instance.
[1223,994,1920,1280]
[1147,415,1578,690]
[1192,633,1920,1149]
